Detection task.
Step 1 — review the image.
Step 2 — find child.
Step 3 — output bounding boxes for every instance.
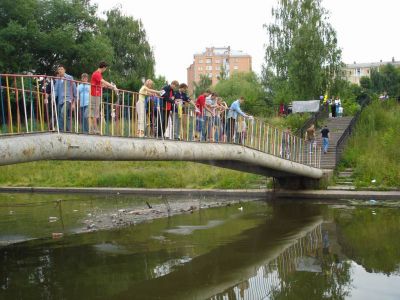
[78,73,90,133]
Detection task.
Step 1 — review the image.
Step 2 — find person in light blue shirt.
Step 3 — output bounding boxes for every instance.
[54,65,77,131]
[78,73,90,133]
[226,97,250,143]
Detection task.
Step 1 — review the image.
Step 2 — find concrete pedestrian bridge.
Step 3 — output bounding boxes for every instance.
[0,73,324,188]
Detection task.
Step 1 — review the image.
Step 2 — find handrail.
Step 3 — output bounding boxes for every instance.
[0,73,322,168]
[335,95,370,165]
[296,102,329,138]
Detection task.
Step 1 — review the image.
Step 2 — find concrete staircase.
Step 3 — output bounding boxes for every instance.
[315,116,353,170]
[328,168,356,190]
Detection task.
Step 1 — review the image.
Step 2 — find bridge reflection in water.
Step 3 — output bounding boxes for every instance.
[210,223,327,300]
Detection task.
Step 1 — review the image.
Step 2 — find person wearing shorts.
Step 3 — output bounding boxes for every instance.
[90,62,118,133]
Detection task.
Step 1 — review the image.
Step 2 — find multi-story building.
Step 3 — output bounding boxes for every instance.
[187,46,252,95]
[343,57,400,85]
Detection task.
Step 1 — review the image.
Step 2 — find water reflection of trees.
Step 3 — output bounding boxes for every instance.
[210,224,352,300]
[335,207,400,275]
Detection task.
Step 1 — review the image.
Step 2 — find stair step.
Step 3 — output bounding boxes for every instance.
[327,185,356,190]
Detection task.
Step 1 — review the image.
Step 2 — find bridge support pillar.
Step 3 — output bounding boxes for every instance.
[276,172,331,190]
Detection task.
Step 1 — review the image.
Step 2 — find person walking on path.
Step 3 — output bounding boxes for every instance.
[320,124,330,154]
[305,124,316,153]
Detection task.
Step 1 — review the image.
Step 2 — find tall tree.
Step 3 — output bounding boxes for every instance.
[193,74,212,98]
[214,72,270,116]
[263,0,342,103]
[101,8,155,91]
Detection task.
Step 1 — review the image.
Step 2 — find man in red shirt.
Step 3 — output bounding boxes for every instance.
[90,61,118,134]
[195,90,212,141]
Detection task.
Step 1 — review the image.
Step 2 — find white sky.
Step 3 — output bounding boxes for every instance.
[94,0,400,84]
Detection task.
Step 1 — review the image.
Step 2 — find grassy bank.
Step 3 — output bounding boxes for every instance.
[341,98,400,189]
[0,161,266,189]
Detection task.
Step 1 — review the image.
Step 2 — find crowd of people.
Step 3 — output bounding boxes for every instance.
[43,61,252,143]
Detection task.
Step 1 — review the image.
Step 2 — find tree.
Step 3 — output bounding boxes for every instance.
[214,72,270,116]
[359,76,371,91]
[263,0,342,104]
[193,74,212,98]
[101,8,155,91]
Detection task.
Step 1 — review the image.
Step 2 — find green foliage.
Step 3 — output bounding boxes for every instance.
[369,64,400,97]
[214,72,271,116]
[263,0,342,104]
[152,75,167,90]
[0,0,155,88]
[193,74,212,98]
[341,99,400,188]
[100,8,155,91]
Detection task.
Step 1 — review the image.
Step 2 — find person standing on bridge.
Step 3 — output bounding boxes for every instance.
[137,79,160,137]
[159,80,179,138]
[54,65,77,132]
[90,62,118,134]
[320,124,330,154]
[226,97,251,143]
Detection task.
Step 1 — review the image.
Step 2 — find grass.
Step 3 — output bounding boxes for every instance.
[0,160,267,189]
[340,98,400,189]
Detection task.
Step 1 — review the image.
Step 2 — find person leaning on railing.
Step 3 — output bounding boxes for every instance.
[138,79,160,137]
[226,96,251,143]
[90,61,118,134]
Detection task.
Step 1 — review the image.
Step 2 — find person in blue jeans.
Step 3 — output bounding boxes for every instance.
[320,125,330,154]
[54,65,77,132]
[78,73,90,133]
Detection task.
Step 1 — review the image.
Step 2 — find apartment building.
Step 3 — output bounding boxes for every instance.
[187,46,252,95]
[343,57,400,85]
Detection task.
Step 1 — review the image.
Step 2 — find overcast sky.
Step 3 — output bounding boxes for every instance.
[94,0,400,84]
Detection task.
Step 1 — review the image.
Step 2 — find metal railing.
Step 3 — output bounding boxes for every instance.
[335,96,370,165]
[296,102,330,138]
[0,74,321,168]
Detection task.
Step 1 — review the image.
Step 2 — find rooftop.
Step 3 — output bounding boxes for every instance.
[194,46,250,57]
[345,59,400,68]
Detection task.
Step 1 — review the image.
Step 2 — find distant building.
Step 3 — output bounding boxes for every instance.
[187,46,252,95]
[343,57,400,85]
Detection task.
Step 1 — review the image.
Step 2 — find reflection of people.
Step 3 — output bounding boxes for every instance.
[323,230,330,255]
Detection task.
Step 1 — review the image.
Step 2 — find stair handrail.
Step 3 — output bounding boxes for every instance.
[296,102,329,138]
[335,96,371,165]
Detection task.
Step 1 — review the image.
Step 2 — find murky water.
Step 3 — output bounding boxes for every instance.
[1,193,400,300]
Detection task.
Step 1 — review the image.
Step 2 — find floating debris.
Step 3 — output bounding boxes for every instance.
[238,207,243,211]
[48,217,58,223]
[371,179,376,183]
[52,232,63,239]
[369,199,377,205]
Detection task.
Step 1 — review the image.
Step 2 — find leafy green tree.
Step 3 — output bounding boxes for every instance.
[359,76,371,90]
[101,8,155,91]
[152,75,167,90]
[263,0,342,104]
[370,64,400,97]
[214,72,270,116]
[193,74,212,98]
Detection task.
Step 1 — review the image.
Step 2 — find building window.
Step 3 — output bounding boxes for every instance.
[198,66,203,71]
[199,59,203,64]
[234,58,239,63]
[215,59,220,64]
[206,66,212,71]
[208,73,212,78]
[215,66,220,71]
[356,68,361,76]
[206,58,212,64]
[234,65,239,70]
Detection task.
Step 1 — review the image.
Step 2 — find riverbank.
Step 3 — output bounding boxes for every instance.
[1,186,399,200]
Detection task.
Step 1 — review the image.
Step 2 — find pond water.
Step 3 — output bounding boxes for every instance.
[1,193,400,300]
